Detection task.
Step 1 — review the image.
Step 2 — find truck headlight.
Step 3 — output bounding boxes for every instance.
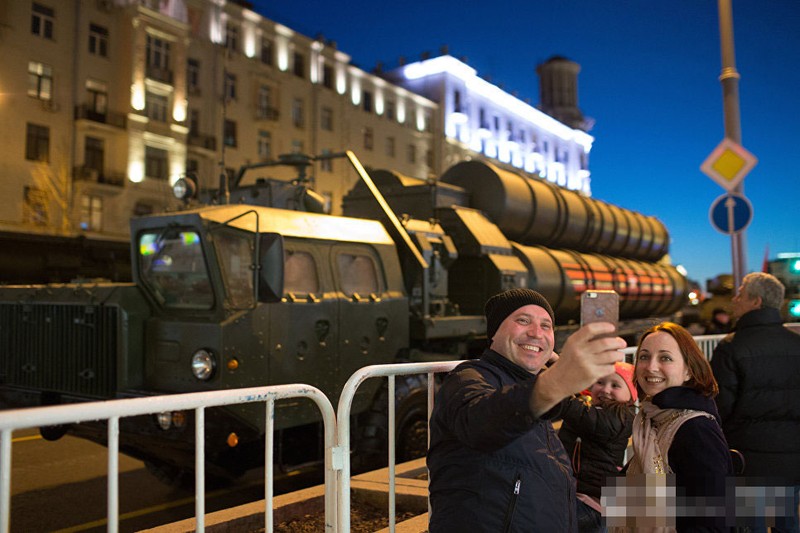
[191,349,216,380]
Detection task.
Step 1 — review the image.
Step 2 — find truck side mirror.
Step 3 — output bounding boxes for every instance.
[257,233,284,302]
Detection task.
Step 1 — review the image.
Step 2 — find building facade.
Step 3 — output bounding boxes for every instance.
[0,0,590,247]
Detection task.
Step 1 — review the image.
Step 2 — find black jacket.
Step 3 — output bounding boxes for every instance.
[427,349,576,532]
[651,387,733,532]
[558,398,634,499]
[710,307,800,484]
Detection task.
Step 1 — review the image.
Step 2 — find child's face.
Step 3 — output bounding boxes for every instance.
[589,372,631,405]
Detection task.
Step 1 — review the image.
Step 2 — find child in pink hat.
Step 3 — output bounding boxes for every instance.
[558,362,637,532]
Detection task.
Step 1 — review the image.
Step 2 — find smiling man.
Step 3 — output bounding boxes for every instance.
[427,288,626,532]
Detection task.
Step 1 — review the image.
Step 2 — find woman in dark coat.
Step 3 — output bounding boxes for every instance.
[625,322,732,532]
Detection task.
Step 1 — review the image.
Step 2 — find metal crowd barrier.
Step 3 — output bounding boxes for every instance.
[0,384,336,533]
[336,361,461,533]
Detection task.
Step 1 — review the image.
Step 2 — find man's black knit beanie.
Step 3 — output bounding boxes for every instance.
[485,288,555,341]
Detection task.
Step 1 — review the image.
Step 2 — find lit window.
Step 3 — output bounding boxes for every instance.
[88,23,109,57]
[27,62,53,101]
[31,3,54,40]
[80,195,103,231]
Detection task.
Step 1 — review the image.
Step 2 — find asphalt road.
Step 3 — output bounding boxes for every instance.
[7,428,322,532]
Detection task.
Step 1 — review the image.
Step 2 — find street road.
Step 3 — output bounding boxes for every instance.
[7,428,321,532]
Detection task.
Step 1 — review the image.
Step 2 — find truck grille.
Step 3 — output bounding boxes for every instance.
[0,303,118,398]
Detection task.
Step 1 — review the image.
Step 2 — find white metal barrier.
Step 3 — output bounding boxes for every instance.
[0,384,336,533]
[336,361,461,533]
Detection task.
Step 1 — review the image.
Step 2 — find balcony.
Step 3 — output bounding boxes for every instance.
[74,105,127,128]
[255,106,279,121]
[188,133,217,151]
[73,166,125,187]
[146,64,173,85]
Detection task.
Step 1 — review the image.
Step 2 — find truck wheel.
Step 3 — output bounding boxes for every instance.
[354,374,429,469]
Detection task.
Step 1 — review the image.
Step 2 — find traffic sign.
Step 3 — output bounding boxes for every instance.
[701,138,757,192]
[709,192,753,235]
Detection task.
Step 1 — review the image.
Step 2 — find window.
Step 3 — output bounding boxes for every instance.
[80,194,103,231]
[291,139,303,154]
[321,106,333,131]
[225,23,238,52]
[385,100,395,121]
[320,148,332,172]
[337,252,380,296]
[284,250,319,295]
[25,123,50,162]
[258,130,271,161]
[188,109,200,136]
[187,58,200,94]
[28,62,53,101]
[84,136,104,173]
[88,24,108,57]
[260,39,273,65]
[146,35,170,69]
[293,52,305,78]
[292,98,304,128]
[139,230,213,309]
[257,84,271,118]
[224,72,236,101]
[146,91,168,122]
[223,120,237,147]
[322,64,333,89]
[386,137,395,158]
[426,149,434,169]
[363,127,373,151]
[145,146,168,180]
[362,90,373,113]
[31,3,54,40]
[86,81,107,114]
[454,90,462,113]
[407,143,416,164]
[23,186,48,226]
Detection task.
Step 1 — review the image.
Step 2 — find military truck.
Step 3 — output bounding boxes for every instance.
[0,152,688,483]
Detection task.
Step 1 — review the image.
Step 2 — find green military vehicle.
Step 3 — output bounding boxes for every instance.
[0,152,688,483]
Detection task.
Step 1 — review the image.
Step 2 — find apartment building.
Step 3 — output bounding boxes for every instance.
[0,0,437,242]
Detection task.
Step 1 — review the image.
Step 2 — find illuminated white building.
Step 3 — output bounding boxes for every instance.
[386,54,594,195]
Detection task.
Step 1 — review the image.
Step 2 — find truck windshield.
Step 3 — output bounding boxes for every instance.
[139,230,214,309]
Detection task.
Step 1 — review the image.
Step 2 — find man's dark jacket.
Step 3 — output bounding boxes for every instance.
[710,306,800,484]
[427,349,576,532]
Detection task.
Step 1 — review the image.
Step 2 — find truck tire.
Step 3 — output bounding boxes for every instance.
[354,374,429,470]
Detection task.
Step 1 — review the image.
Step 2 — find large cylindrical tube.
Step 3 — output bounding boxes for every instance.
[440,160,670,262]
[510,242,688,322]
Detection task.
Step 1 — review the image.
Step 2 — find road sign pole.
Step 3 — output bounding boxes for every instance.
[717,0,747,288]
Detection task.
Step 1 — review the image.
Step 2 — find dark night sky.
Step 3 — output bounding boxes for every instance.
[252,0,800,288]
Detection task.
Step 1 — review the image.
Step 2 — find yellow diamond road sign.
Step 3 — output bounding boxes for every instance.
[701,138,757,192]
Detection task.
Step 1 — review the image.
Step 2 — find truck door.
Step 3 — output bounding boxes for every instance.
[268,242,338,416]
[332,244,391,397]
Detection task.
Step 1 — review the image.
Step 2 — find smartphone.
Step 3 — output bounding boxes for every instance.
[580,290,619,330]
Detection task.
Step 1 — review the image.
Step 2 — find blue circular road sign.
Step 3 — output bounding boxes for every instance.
[709,193,753,235]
